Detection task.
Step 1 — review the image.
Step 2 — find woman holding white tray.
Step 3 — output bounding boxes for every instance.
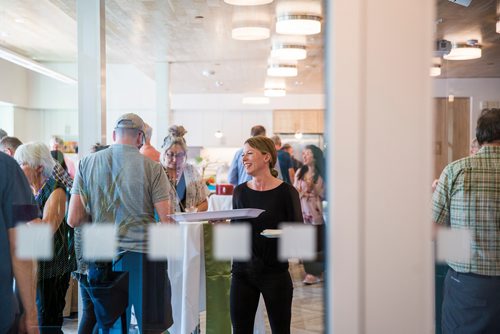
[230,136,303,334]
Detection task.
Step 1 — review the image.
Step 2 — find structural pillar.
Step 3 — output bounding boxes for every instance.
[77,0,106,158]
[327,0,434,333]
[155,62,171,148]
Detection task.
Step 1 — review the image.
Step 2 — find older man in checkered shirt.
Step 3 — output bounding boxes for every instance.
[433,108,500,333]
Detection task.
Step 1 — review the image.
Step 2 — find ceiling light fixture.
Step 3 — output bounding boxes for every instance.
[264,88,286,97]
[497,20,500,34]
[0,45,77,84]
[430,65,441,77]
[430,57,442,77]
[443,39,482,60]
[271,43,307,60]
[224,0,273,5]
[276,15,322,35]
[294,131,303,139]
[232,8,271,40]
[267,63,298,77]
[214,130,224,138]
[275,1,322,35]
[232,26,270,40]
[242,96,270,104]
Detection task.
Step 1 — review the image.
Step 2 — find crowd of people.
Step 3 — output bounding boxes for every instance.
[0,113,326,334]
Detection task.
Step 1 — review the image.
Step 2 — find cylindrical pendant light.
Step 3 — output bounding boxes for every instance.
[271,43,307,60]
[232,7,271,40]
[275,1,322,35]
[267,63,298,77]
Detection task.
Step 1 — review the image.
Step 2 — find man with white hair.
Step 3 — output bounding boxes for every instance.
[68,113,175,333]
[139,123,160,162]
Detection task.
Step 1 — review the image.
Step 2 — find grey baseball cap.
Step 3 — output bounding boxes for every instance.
[114,113,145,131]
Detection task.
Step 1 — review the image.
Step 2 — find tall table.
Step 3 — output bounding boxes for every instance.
[168,195,266,334]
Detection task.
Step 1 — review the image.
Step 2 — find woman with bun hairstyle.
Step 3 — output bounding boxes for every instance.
[160,125,209,212]
[230,136,302,334]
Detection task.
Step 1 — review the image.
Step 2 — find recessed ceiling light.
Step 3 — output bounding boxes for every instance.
[14,18,26,24]
[202,69,215,77]
[215,80,224,87]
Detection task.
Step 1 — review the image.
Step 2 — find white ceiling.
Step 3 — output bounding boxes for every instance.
[0,0,325,94]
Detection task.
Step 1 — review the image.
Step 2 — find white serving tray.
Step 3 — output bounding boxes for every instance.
[169,208,265,223]
[260,229,283,238]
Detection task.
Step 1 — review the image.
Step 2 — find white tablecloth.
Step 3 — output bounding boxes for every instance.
[168,224,205,334]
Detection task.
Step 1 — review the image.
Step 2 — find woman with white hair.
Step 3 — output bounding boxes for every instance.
[14,142,75,333]
[161,125,209,212]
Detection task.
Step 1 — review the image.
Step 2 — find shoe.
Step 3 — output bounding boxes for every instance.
[303,274,321,285]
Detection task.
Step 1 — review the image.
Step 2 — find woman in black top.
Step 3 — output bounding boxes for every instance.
[231,136,302,334]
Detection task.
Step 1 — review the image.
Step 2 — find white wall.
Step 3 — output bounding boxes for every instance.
[434,78,500,139]
[172,109,273,148]
[0,59,29,107]
[27,63,78,109]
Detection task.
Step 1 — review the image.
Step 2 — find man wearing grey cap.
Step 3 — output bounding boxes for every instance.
[68,113,175,333]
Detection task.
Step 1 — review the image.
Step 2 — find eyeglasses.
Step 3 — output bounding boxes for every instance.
[166,152,185,159]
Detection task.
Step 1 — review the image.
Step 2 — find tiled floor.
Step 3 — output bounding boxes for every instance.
[62,262,325,333]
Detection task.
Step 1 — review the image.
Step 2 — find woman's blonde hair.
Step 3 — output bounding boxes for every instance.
[244,136,278,178]
[160,125,188,165]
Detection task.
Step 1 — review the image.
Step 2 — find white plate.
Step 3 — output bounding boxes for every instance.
[260,229,283,238]
[169,208,265,223]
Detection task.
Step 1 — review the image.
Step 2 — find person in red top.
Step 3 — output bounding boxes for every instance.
[139,123,161,162]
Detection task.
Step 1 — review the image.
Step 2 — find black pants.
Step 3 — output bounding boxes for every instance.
[303,224,325,276]
[442,269,500,333]
[37,272,71,334]
[230,271,293,334]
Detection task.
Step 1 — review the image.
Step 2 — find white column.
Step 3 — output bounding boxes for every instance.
[77,0,106,158]
[155,62,171,149]
[327,0,434,333]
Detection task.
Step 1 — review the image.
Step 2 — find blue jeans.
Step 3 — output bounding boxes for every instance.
[78,277,98,334]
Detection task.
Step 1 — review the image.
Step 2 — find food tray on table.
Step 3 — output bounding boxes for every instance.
[169,208,265,223]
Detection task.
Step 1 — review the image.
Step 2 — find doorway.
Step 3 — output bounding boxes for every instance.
[433,97,471,179]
